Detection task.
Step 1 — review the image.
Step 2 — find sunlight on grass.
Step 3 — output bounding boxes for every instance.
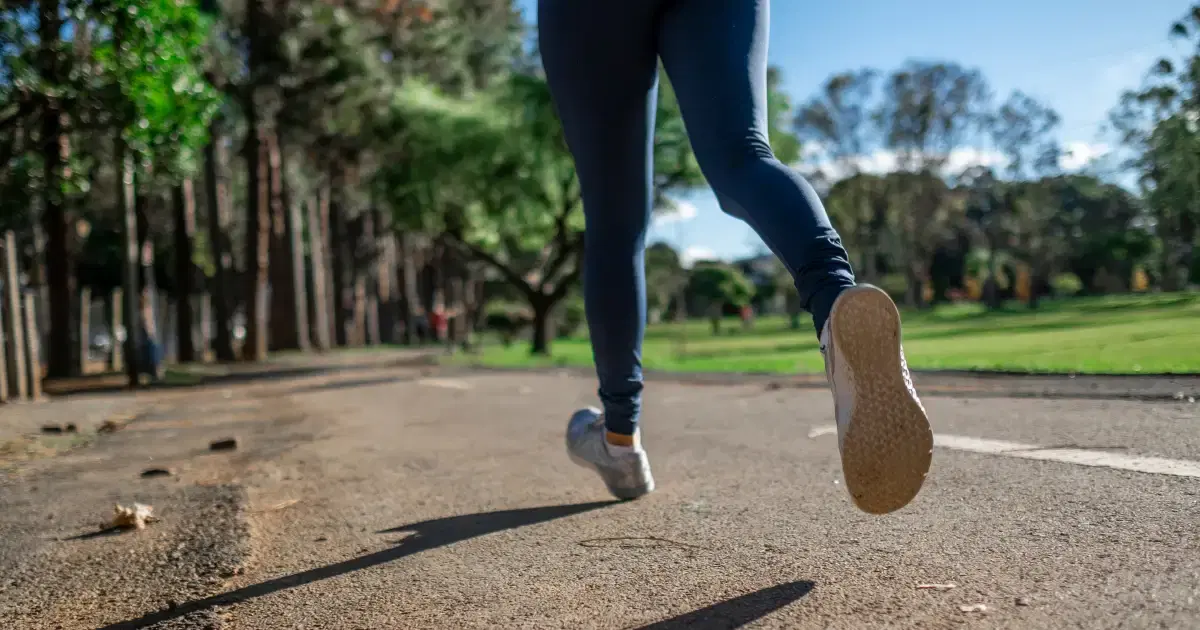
[454,293,1200,375]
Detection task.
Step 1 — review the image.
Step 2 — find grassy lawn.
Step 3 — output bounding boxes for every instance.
[457,292,1200,375]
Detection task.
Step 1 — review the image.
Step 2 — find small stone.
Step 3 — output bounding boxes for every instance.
[41,424,64,434]
[959,603,988,613]
[1016,597,1032,606]
[65,423,78,433]
[209,438,238,451]
[166,599,179,610]
[315,536,328,542]
[141,468,173,478]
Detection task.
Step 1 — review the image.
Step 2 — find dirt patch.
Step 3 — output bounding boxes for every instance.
[0,433,95,471]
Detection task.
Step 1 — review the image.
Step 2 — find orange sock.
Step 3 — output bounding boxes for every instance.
[605,431,640,455]
[605,431,636,447]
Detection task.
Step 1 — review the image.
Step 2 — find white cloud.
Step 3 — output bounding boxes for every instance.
[1101,51,1156,91]
[680,245,718,268]
[1059,141,1111,171]
[806,147,1006,181]
[653,199,698,226]
[803,142,1111,180]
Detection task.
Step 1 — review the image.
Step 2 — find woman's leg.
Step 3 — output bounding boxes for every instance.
[657,0,933,515]
[656,0,855,334]
[539,1,659,438]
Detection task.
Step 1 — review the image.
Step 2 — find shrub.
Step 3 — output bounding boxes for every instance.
[484,302,532,347]
[1050,273,1084,297]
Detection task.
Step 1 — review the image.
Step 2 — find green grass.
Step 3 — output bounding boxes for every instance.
[456,292,1200,375]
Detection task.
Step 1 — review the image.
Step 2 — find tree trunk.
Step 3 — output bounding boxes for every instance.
[242,124,270,361]
[984,238,1001,309]
[281,144,310,352]
[399,233,419,345]
[203,129,236,362]
[858,244,874,284]
[1028,270,1046,310]
[40,0,73,379]
[463,267,484,350]
[906,264,925,309]
[266,131,303,351]
[135,185,161,377]
[319,182,336,346]
[118,147,141,385]
[242,0,270,362]
[351,211,373,346]
[172,179,197,363]
[307,186,331,351]
[530,297,554,356]
[374,211,397,344]
[329,175,349,346]
[2,231,28,399]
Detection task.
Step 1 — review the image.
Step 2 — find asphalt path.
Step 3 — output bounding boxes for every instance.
[1,366,1197,629]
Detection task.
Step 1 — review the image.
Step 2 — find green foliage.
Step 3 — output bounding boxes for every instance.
[687,263,756,311]
[1051,273,1083,297]
[1110,3,1200,288]
[645,241,686,315]
[91,0,221,173]
[765,66,801,165]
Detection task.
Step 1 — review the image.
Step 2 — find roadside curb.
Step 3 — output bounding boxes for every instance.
[442,362,1200,403]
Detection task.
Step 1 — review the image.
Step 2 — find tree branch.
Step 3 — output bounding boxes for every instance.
[535,174,583,287]
[444,233,536,299]
[548,258,583,303]
[542,232,583,292]
[0,98,34,134]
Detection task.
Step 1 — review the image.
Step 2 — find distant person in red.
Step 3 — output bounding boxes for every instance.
[428,307,446,342]
[427,299,462,345]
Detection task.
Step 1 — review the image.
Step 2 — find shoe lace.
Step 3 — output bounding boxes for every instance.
[898,345,924,409]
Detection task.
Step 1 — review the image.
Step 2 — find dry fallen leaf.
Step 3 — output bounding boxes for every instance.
[269,499,300,511]
[917,583,957,591]
[959,604,988,613]
[110,503,159,530]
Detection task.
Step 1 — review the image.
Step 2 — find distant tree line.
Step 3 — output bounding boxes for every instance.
[0,1,1195,376]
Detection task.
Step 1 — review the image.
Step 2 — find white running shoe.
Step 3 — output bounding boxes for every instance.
[821,285,933,514]
[566,407,655,500]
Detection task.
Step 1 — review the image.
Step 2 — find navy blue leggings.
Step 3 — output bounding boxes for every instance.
[539,0,856,435]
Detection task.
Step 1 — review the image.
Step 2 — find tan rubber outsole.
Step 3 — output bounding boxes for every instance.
[829,285,934,515]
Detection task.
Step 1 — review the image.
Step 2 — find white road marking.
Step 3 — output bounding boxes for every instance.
[808,426,1200,478]
[417,378,472,390]
[807,426,838,439]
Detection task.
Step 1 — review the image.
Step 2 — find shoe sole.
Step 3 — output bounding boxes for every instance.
[829,285,933,515]
[565,412,655,501]
[567,451,654,500]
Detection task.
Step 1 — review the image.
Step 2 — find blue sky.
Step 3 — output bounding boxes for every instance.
[516,0,1191,263]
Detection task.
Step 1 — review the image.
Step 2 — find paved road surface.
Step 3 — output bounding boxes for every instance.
[1,365,1197,629]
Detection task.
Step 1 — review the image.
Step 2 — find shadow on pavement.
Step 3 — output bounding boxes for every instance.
[633,580,816,629]
[63,526,127,541]
[97,501,616,629]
